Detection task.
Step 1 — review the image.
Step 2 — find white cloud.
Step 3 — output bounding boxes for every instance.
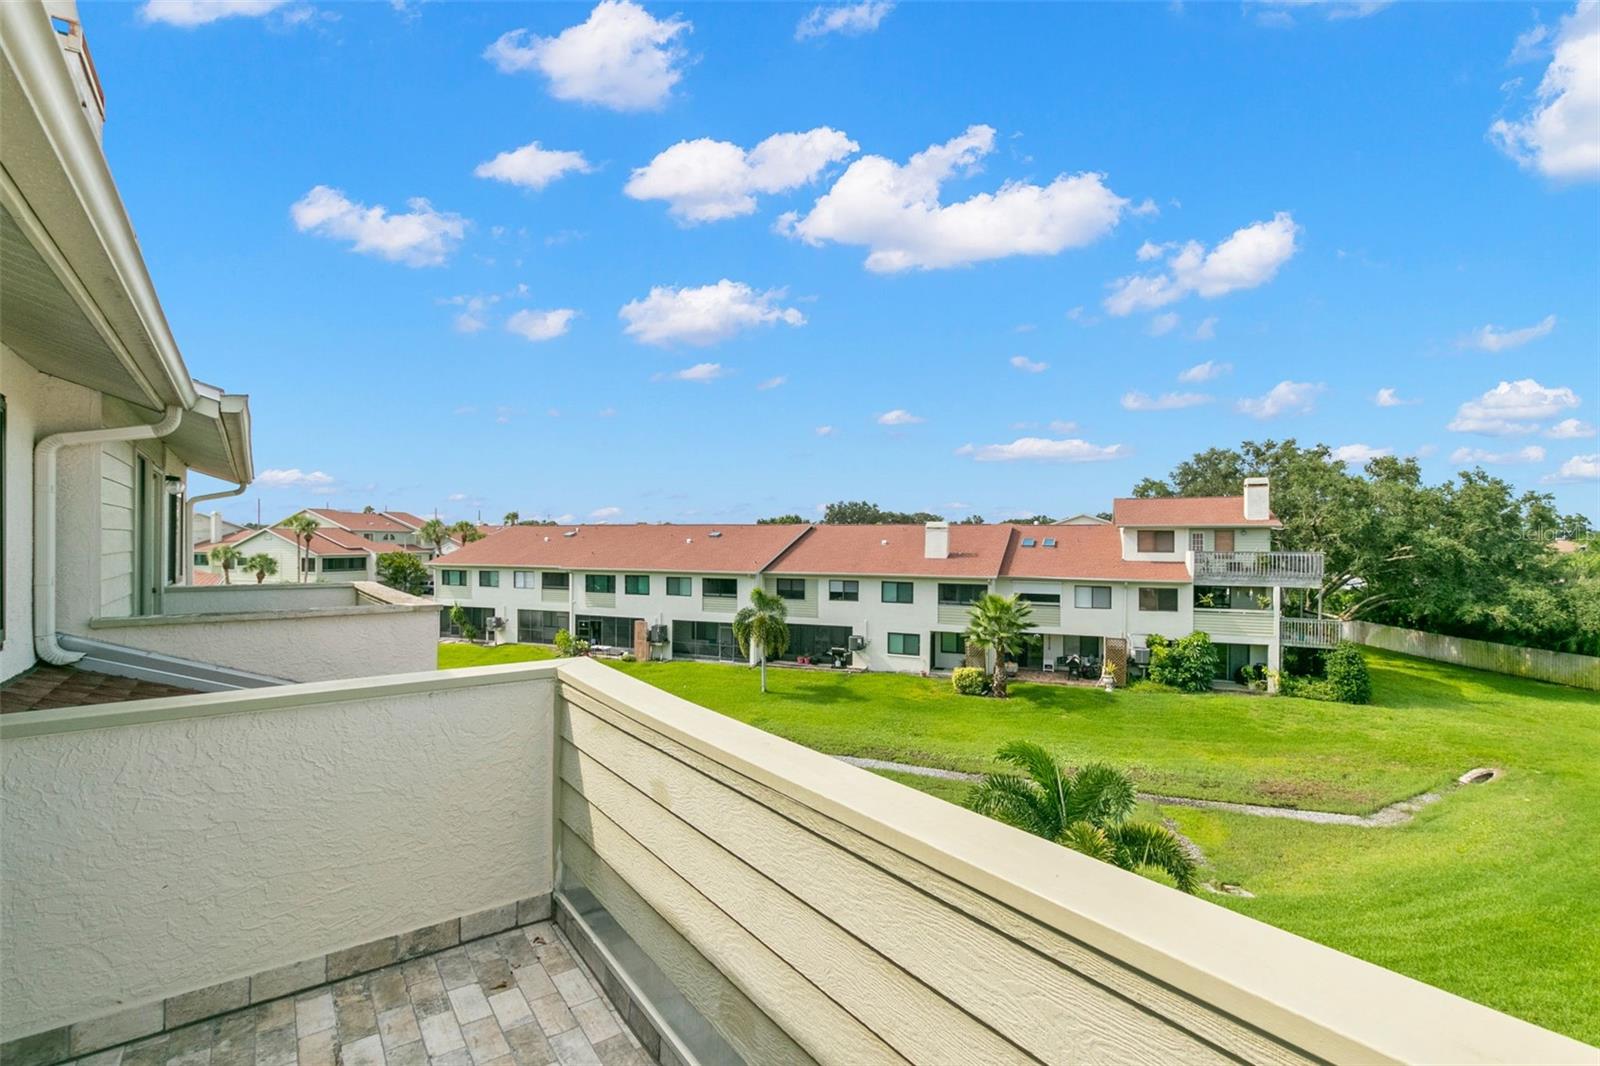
[290,186,466,267]
[1047,419,1078,434]
[1121,390,1212,411]
[1461,313,1557,351]
[1065,305,1098,326]
[1374,386,1416,407]
[446,492,469,503]
[442,293,496,333]
[795,0,893,39]
[257,468,335,489]
[625,128,858,223]
[815,425,835,436]
[1135,239,1171,262]
[1009,355,1048,373]
[1236,380,1324,418]
[757,376,787,390]
[1193,315,1218,341]
[1104,212,1300,315]
[966,437,1128,462]
[1178,359,1232,383]
[590,506,624,520]
[659,362,727,383]
[1490,1,1600,180]
[1449,445,1547,464]
[619,280,805,346]
[1330,443,1392,464]
[506,308,577,342]
[140,0,288,26]
[1547,418,1598,439]
[1448,378,1581,435]
[779,124,1126,272]
[1147,312,1180,337]
[474,141,593,190]
[1545,453,1600,481]
[876,409,923,426]
[484,0,690,112]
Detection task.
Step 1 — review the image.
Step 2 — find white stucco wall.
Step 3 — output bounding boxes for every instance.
[159,584,358,615]
[83,604,440,682]
[0,667,558,1039]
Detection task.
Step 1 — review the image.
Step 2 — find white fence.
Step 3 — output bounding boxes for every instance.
[1343,621,1600,691]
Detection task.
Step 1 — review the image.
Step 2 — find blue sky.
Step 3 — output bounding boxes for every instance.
[91,0,1600,525]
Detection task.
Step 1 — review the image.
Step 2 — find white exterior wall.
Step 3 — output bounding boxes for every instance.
[0,668,558,1038]
[1122,525,1274,560]
[194,531,374,586]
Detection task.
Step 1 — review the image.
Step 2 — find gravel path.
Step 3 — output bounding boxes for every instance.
[838,755,1445,827]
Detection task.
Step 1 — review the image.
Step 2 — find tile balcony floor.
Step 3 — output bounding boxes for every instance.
[56,924,650,1066]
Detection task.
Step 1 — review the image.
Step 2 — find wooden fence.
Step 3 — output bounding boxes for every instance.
[1343,621,1600,691]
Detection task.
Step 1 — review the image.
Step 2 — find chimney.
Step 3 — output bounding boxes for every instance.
[209,511,222,544]
[924,520,949,560]
[1243,478,1270,522]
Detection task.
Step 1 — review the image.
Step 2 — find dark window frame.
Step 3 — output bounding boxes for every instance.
[666,576,692,596]
[1137,529,1176,553]
[1074,585,1112,609]
[478,569,500,587]
[440,569,467,587]
[936,583,985,606]
[1139,586,1180,612]
[703,577,738,598]
[585,574,616,594]
[881,581,914,604]
[887,632,921,656]
[827,579,859,602]
[542,572,570,590]
[775,577,807,600]
[624,574,650,595]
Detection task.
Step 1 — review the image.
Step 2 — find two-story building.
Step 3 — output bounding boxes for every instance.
[430,478,1330,679]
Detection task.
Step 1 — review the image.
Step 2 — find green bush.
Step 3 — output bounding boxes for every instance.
[554,629,575,657]
[1325,642,1372,704]
[951,666,988,696]
[1279,672,1337,701]
[1147,632,1217,693]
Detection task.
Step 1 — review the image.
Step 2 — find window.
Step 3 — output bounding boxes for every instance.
[441,569,467,586]
[1190,532,1205,552]
[882,581,914,604]
[1193,586,1272,610]
[513,571,536,589]
[828,579,859,601]
[542,572,569,590]
[1074,585,1112,609]
[323,557,366,572]
[301,557,317,573]
[775,578,806,600]
[666,576,692,596]
[937,583,985,606]
[193,552,209,566]
[1042,538,1057,548]
[624,575,650,595]
[779,623,855,663]
[703,577,738,598]
[585,574,616,594]
[937,632,966,654]
[672,620,740,661]
[887,632,921,656]
[1139,587,1179,612]
[575,615,642,648]
[517,609,567,644]
[1137,530,1176,553]
[1017,592,1060,605]
[1021,537,1036,547]
[479,570,500,587]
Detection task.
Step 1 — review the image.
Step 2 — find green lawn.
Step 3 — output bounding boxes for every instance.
[437,642,558,669]
[438,642,1599,1044]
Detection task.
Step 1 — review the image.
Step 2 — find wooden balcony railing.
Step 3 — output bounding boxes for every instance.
[1193,550,1324,587]
[1282,617,1342,648]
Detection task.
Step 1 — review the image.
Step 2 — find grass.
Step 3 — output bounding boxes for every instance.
[437,642,557,669]
[438,642,1600,1044]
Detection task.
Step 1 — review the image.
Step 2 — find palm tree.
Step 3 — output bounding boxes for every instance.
[419,517,450,558]
[243,553,278,584]
[449,519,484,545]
[964,593,1033,698]
[283,514,319,584]
[503,510,520,526]
[969,741,1198,893]
[732,587,790,694]
[209,543,242,584]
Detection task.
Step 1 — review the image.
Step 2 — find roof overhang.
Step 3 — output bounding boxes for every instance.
[168,380,253,484]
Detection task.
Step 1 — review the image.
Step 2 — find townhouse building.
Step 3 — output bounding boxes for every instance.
[430,478,1332,678]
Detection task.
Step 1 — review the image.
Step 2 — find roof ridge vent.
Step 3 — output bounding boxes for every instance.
[563,530,577,537]
[708,530,722,537]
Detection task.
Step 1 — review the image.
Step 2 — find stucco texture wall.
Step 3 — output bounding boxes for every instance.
[1,671,557,1039]
[82,606,439,683]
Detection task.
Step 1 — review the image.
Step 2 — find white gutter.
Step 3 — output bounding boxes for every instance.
[33,406,184,665]
[183,481,247,584]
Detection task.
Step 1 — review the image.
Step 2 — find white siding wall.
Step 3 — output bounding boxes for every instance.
[98,442,135,616]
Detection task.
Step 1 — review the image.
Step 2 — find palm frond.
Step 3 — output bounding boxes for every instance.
[1058,821,1117,864]
[994,741,1069,837]
[966,773,1054,839]
[1109,822,1199,894]
[1065,762,1138,828]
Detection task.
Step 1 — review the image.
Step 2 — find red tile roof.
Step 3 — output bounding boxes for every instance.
[189,570,223,586]
[429,524,813,573]
[769,524,1012,578]
[193,528,257,552]
[304,508,414,533]
[385,511,428,529]
[1111,496,1281,528]
[1000,525,1190,582]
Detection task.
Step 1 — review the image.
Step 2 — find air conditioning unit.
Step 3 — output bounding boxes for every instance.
[489,617,506,631]
[848,635,867,651]
[648,625,669,643]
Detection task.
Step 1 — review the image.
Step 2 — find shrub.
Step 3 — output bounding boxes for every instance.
[951,666,988,696]
[1147,631,1217,693]
[1279,672,1337,701]
[554,629,575,657]
[1325,642,1372,704]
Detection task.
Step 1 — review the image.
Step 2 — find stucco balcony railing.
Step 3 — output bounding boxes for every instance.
[1282,616,1343,648]
[2,660,1588,1066]
[1192,550,1324,587]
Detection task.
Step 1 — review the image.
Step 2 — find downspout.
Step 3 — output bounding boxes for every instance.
[184,481,247,584]
[34,406,185,665]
